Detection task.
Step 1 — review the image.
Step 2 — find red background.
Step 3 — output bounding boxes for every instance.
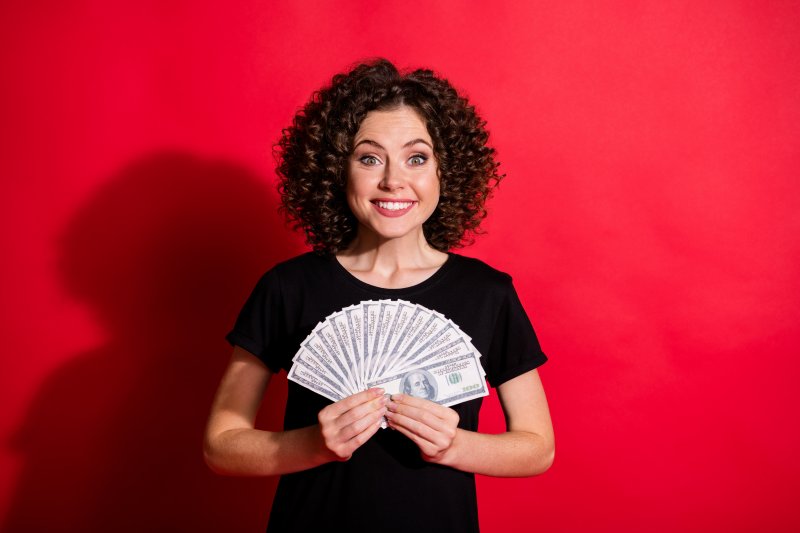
[2,1,799,531]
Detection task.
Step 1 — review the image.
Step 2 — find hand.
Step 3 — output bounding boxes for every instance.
[384,394,460,464]
[317,388,387,462]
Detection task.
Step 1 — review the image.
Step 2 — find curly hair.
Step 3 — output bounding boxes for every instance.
[276,58,503,253]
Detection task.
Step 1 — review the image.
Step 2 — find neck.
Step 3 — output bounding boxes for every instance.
[336,227,448,283]
[343,226,435,260]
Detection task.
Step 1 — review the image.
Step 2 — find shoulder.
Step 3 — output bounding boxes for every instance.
[250,252,330,291]
[272,251,327,272]
[448,253,513,289]
[263,251,331,278]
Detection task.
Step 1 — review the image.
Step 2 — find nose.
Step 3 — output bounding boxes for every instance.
[379,162,404,191]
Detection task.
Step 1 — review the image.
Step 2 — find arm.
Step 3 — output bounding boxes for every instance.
[384,368,554,477]
[204,346,388,476]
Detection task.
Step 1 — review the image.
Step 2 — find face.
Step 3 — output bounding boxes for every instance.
[347,106,439,243]
[407,372,432,399]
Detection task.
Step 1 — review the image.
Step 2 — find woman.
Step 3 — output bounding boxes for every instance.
[204,59,554,532]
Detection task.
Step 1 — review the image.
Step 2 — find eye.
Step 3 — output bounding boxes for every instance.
[358,155,381,166]
[408,154,428,166]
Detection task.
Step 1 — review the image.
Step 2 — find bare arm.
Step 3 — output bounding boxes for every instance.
[204,346,388,476]
[384,368,554,477]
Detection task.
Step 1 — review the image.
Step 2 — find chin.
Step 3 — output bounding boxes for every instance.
[362,221,420,240]
[376,231,415,241]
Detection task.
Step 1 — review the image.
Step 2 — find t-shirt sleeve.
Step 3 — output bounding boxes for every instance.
[485,276,548,387]
[225,268,287,373]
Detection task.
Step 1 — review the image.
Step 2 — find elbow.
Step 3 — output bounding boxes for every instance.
[506,430,555,477]
[538,443,555,474]
[203,433,230,476]
[527,436,555,476]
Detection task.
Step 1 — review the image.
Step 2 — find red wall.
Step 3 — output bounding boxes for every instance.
[2,2,799,531]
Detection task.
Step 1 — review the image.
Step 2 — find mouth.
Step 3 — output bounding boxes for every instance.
[371,199,417,217]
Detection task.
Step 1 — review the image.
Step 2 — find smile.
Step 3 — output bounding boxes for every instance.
[371,200,417,217]
[374,201,414,210]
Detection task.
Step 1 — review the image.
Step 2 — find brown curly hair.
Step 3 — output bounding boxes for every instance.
[276,58,503,253]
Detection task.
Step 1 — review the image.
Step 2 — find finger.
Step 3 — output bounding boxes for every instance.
[326,388,385,417]
[391,394,453,419]
[345,410,385,448]
[338,402,387,441]
[387,400,451,432]
[385,409,448,446]
[321,405,386,459]
[392,394,460,427]
[335,409,386,458]
[386,419,439,457]
[337,395,387,427]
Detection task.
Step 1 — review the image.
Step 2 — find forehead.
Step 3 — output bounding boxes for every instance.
[354,106,431,143]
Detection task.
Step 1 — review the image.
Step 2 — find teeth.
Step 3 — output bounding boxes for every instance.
[376,201,413,211]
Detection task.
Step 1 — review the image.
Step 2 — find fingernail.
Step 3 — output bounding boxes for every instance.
[373,388,385,396]
[387,401,397,411]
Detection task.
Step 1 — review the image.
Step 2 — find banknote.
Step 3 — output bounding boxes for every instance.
[289,299,488,414]
[399,336,486,376]
[287,362,341,402]
[301,329,355,393]
[313,318,359,392]
[361,300,381,386]
[367,352,488,406]
[292,346,349,396]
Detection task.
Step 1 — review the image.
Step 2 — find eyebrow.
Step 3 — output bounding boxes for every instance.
[353,138,434,151]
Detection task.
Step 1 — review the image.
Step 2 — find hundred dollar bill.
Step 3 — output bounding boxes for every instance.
[384,304,427,359]
[379,300,416,366]
[367,300,397,381]
[361,300,381,386]
[343,304,365,388]
[330,311,362,390]
[312,320,359,393]
[380,312,449,376]
[396,336,486,377]
[288,362,342,402]
[367,352,488,407]
[301,332,354,394]
[292,346,350,397]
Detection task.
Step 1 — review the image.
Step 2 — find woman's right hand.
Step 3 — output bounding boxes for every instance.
[317,388,387,461]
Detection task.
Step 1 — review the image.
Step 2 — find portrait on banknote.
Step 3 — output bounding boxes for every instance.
[401,370,436,400]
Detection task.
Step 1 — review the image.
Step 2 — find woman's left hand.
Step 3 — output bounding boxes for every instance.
[384,394,460,464]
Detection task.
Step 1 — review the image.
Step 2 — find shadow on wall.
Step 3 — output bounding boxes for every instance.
[4,152,303,531]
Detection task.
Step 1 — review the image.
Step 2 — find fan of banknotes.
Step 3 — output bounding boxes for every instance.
[288,299,489,411]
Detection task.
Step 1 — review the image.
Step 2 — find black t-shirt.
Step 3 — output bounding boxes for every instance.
[226,252,547,532]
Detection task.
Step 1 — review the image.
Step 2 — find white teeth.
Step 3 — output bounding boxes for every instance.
[376,201,413,211]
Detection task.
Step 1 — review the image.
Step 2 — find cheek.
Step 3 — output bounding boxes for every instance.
[344,172,362,203]
[428,166,441,198]
[345,187,362,217]
[426,176,441,207]
[345,173,376,219]
[346,167,375,196]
